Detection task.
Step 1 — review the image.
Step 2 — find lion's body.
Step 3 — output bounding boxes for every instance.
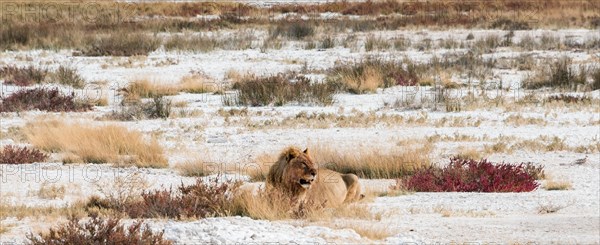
[266,147,362,208]
[306,169,362,207]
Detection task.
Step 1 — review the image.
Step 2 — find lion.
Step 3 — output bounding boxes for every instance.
[266,147,362,208]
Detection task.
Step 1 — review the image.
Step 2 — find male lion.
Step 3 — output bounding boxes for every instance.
[266,147,362,208]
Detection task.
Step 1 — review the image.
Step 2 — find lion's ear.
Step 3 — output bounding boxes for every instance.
[303,148,309,155]
[286,150,299,162]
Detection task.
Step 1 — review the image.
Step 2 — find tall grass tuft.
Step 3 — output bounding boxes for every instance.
[327,59,419,94]
[81,32,161,56]
[310,143,433,179]
[523,58,588,90]
[53,66,85,88]
[24,121,167,168]
[271,21,315,40]
[230,74,337,106]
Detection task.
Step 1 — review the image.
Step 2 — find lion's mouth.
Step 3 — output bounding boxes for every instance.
[299,178,313,189]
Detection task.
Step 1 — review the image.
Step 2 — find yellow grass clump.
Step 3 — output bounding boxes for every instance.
[339,66,383,94]
[24,121,167,168]
[455,146,483,160]
[230,189,295,221]
[124,76,215,100]
[246,153,276,181]
[175,160,215,177]
[309,142,433,179]
[231,186,376,222]
[544,179,573,191]
[248,142,432,180]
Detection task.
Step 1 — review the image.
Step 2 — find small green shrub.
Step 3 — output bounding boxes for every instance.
[523,58,587,90]
[53,66,85,88]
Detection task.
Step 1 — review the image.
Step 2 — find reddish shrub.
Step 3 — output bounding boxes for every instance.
[0,145,48,164]
[27,214,172,245]
[91,178,241,219]
[0,88,92,112]
[403,158,541,192]
[0,65,48,86]
[546,94,591,104]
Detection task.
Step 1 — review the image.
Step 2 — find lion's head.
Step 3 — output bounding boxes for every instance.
[266,147,318,197]
[265,146,363,209]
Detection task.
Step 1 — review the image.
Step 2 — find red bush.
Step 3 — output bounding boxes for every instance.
[0,88,92,112]
[0,145,48,164]
[403,158,541,192]
[27,214,172,245]
[0,65,48,86]
[93,178,241,219]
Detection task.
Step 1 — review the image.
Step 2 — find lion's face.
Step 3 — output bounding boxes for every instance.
[285,149,318,189]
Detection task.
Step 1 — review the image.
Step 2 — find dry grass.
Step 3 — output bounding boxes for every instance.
[544,179,573,191]
[482,135,596,155]
[522,58,588,90]
[230,190,294,221]
[455,147,483,160]
[2,1,596,52]
[24,121,167,168]
[345,223,394,240]
[247,153,274,182]
[178,74,218,93]
[433,206,496,218]
[232,187,376,222]
[37,182,66,200]
[504,114,547,126]
[175,160,214,177]
[81,32,161,56]
[310,141,433,179]
[0,223,14,234]
[537,199,574,214]
[0,202,86,220]
[339,66,383,93]
[484,142,512,155]
[328,59,418,94]
[94,172,150,209]
[123,79,178,99]
[248,141,433,180]
[123,76,215,100]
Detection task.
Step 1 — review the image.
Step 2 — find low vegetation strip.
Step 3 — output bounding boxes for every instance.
[227,74,337,106]
[1,1,596,52]
[0,88,92,112]
[27,214,172,245]
[327,59,420,94]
